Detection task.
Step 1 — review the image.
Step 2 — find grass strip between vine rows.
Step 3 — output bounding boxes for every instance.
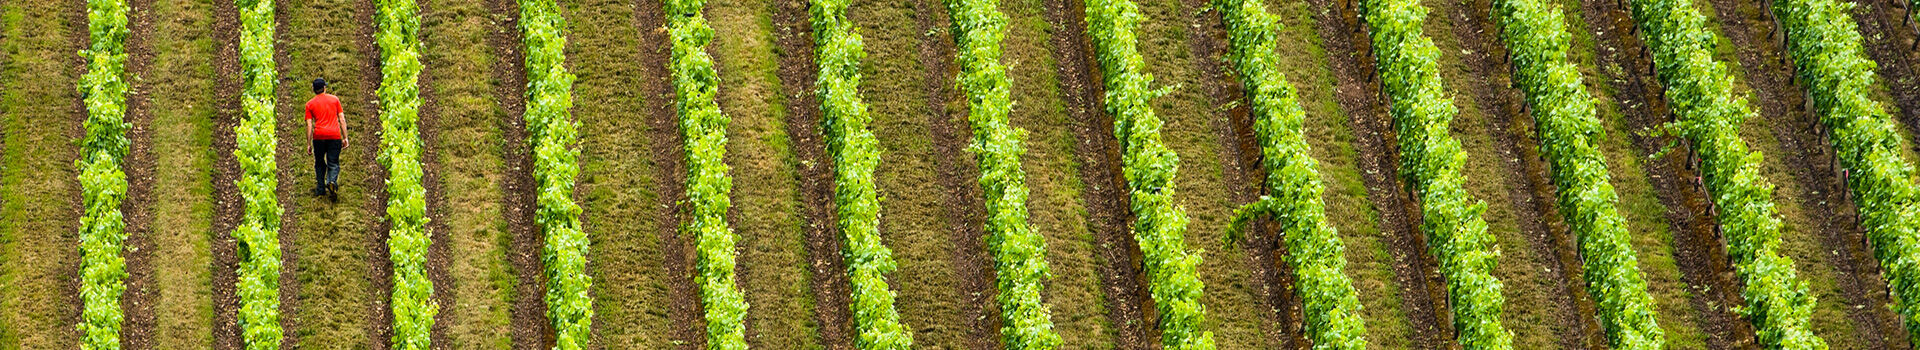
[77,0,133,348]
[373,0,437,348]
[1769,0,1920,344]
[938,0,1061,347]
[1356,0,1512,347]
[1624,0,1827,346]
[662,0,751,346]
[234,0,286,348]
[802,0,915,348]
[1209,0,1369,348]
[1080,0,1215,347]
[1488,0,1666,347]
[514,1,591,348]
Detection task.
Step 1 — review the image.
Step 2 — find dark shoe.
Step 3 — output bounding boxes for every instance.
[312,187,326,196]
[328,182,339,203]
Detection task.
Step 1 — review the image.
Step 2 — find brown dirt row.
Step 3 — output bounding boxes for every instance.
[120,0,160,346]
[208,0,242,346]
[1036,0,1155,347]
[767,0,855,347]
[357,0,397,346]
[67,0,90,344]
[267,0,301,347]
[481,0,547,347]
[1851,0,1920,141]
[907,0,1005,347]
[1440,0,1606,347]
[628,0,704,347]
[1305,0,1451,347]
[1176,1,1301,347]
[1706,0,1907,346]
[1573,0,1754,347]
[411,0,455,346]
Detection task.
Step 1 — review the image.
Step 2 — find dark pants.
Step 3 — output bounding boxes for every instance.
[313,139,342,192]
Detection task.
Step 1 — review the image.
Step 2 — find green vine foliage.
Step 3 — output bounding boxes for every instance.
[374,0,437,348]
[77,0,133,348]
[515,1,591,349]
[1081,0,1215,347]
[235,0,285,348]
[664,0,751,347]
[939,0,1061,347]
[1488,0,1665,347]
[1624,0,1826,346]
[1770,0,1920,344]
[1208,0,1368,348]
[805,0,915,348]
[1357,0,1511,347]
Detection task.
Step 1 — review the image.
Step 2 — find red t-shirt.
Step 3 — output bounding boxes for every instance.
[306,93,343,140]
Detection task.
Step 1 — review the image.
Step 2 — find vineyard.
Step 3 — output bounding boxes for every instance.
[8,0,1920,348]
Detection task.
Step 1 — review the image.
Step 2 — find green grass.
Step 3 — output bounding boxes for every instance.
[851,0,969,344]
[561,0,670,347]
[420,0,515,347]
[279,0,378,346]
[998,0,1115,344]
[0,1,81,348]
[147,0,221,347]
[705,0,823,346]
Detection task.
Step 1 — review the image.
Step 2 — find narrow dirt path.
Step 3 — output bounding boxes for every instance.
[1037,0,1154,347]
[1176,0,1299,347]
[120,0,161,346]
[482,0,547,347]
[355,0,397,347]
[1305,0,1451,347]
[208,0,243,347]
[626,0,703,346]
[767,0,855,347]
[1851,0,1920,141]
[1439,0,1606,347]
[907,0,1005,347]
[267,0,305,347]
[1574,0,1754,347]
[1704,0,1908,346]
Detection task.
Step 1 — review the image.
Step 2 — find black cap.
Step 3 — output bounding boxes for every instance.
[313,78,328,93]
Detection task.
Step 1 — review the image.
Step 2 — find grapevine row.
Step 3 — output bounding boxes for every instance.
[373,0,436,348]
[76,0,133,348]
[1209,0,1369,348]
[938,0,1061,347]
[1623,0,1827,346]
[663,0,750,346]
[515,1,591,348]
[234,0,285,348]
[1357,0,1513,347]
[803,0,914,348]
[1769,0,1920,343]
[1080,0,1215,347]
[1488,0,1665,347]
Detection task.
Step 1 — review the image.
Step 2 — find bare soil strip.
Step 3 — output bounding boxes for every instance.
[907,0,1006,347]
[1176,0,1300,347]
[1037,0,1156,346]
[208,0,243,347]
[1305,0,1451,347]
[1439,0,1607,347]
[267,0,304,347]
[1574,0,1754,347]
[481,0,548,347]
[1704,0,1907,346]
[412,0,455,346]
[356,0,398,347]
[120,0,160,346]
[626,0,705,347]
[1851,0,1920,141]
[767,0,856,347]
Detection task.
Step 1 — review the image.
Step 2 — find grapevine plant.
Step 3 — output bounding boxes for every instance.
[1769,0,1920,343]
[939,0,1062,346]
[805,0,915,348]
[1081,0,1215,347]
[1488,0,1666,347]
[1211,0,1370,348]
[662,0,752,346]
[1357,0,1514,347]
[77,0,133,348]
[515,1,592,348]
[1624,0,1827,346]
[374,0,437,348]
[235,0,286,348]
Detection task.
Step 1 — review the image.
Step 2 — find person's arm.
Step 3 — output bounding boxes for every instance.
[305,107,315,154]
[338,107,348,148]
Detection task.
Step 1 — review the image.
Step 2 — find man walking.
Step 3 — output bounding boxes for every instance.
[307,78,348,201]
